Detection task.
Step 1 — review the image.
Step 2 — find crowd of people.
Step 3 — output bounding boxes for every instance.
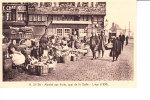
[3,30,129,76]
[89,31,128,62]
[3,31,89,74]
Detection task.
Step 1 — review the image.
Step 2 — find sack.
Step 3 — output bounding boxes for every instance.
[105,43,113,50]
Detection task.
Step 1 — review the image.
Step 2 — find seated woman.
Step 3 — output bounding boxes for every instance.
[8,40,25,72]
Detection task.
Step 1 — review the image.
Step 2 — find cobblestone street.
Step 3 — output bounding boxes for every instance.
[6,39,134,81]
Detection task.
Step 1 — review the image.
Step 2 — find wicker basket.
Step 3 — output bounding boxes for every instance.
[3,58,12,72]
[36,64,48,76]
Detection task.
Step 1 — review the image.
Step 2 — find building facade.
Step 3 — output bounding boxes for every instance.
[3,2,106,39]
[2,3,34,40]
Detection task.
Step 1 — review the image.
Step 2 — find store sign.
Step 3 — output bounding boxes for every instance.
[3,5,16,11]
[3,5,26,11]
[17,6,26,11]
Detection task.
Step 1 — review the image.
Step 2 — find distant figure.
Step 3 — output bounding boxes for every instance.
[119,34,125,50]
[126,35,129,45]
[83,36,87,43]
[111,37,121,62]
[90,32,99,60]
[97,31,106,58]
[70,31,78,48]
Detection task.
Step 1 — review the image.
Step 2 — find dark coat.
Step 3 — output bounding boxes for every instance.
[112,38,121,57]
[8,43,19,54]
[98,35,106,51]
[31,48,38,59]
[90,35,99,51]
[119,35,125,42]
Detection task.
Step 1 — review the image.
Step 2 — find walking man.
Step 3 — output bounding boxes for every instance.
[126,35,129,45]
[97,31,106,58]
[112,37,121,62]
[119,33,125,50]
[90,32,99,60]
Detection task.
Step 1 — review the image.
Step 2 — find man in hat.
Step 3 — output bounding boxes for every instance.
[119,33,125,50]
[111,37,121,62]
[97,31,106,58]
[90,32,99,60]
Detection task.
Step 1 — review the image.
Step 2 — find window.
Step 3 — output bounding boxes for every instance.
[64,28,70,37]
[29,15,33,21]
[18,13,26,21]
[33,15,38,21]
[29,15,46,21]
[42,15,46,21]
[82,15,88,21]
[79,29,87,37]
[6,12,11,21]
[38,15,42,21]
[56,28,63,36]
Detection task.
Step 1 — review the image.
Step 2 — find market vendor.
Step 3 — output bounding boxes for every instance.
[39,33,48,57]
[62,37,67,45]
[8,40,25,72]
[8,40,19,54]
[31,45,38,59]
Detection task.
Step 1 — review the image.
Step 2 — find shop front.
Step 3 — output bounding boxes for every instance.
[47,21,91,38]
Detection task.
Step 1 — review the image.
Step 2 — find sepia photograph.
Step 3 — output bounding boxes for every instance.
[1,0,136,87]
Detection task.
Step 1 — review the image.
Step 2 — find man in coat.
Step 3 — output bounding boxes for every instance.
[126,35,129,45]
[119,34,125,50]
[97,31,106,58]
[111,37,121,62]
[90,32,99,60]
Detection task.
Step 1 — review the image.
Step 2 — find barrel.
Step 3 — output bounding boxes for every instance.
[61,56,70,63]
[71,55,77,61]
[36,65,48,76]
[3,58,12,72]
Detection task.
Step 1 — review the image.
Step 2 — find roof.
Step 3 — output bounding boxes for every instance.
[28,7,106,15]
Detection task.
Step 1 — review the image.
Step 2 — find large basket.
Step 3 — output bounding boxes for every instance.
[61,56,70,63]
[70,54,77,61]
[36,65,48,76]
[3,58,12,72]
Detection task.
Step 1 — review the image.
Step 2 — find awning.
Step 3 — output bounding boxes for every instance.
[52,21,92,25]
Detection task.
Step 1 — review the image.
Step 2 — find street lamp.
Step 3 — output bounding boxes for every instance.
[104,19,108,29]
[104,19,108,35]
